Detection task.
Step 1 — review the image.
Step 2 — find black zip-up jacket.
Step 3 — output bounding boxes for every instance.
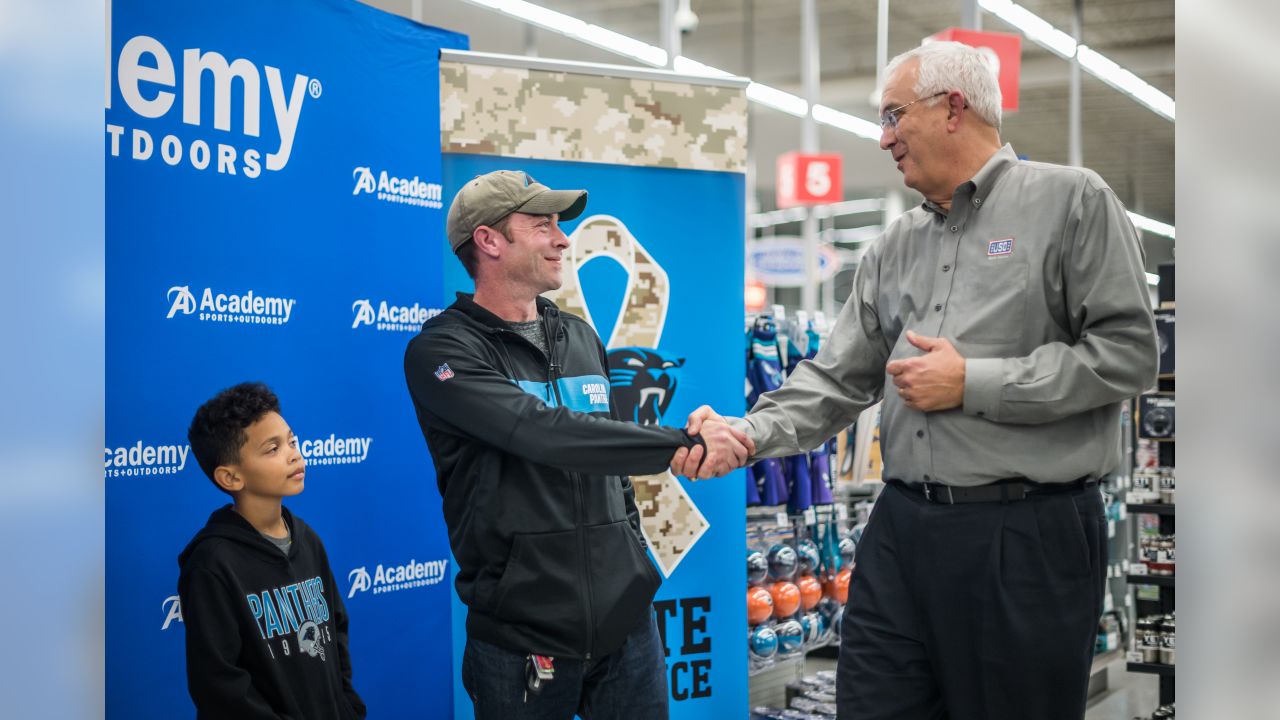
[177,506,365,720]
[404,293,699,660]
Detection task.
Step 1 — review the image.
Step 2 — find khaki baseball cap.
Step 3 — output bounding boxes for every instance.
[445,170,588,252]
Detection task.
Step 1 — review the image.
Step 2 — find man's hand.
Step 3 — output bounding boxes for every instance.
[885,330,966,412]
[670,405,756,479]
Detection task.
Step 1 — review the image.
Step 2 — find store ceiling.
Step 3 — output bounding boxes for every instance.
[362,0,1174,269]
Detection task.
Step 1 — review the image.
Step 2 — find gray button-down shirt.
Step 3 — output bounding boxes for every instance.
[733,144,1158,486]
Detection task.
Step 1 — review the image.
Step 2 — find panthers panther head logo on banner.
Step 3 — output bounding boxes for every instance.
[608,348,685,426]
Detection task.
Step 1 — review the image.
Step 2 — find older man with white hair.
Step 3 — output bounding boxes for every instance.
[678,41,1157,718]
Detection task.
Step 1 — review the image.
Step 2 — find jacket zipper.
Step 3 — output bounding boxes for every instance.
[544,312,595,659]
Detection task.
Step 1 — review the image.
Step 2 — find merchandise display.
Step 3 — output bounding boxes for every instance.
[747,549,770,586]
[794,539,821,576]
[748,586,776,625]
[1137,393,1176,440]
[769,582,802,618]
[1155,308,1174,377]
[1095,610,1125,655]
[796,575,823,612]
[746,501,858,675]
[745,312,839,511]
[749,624,779,661]
[1137,535,1176,576]
[766,544,799,581]
[775,619,805,656]
[1125,263,1176,714]
[1130,468,1175,505]
[750,669,840,719]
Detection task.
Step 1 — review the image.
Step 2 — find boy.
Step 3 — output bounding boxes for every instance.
[178,382,365,719]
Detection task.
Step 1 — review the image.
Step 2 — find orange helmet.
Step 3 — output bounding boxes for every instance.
[769,581,801,618]
[747,586,774,625]
[796,574,823,611]
[823,568,852,604]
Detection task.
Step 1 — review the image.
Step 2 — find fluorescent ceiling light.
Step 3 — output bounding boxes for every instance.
[1078,46,1175,121]
[978,0,1174,122]
[577,24,667,66]
[673,56,736,78]
[746,82,808,117]
[812,104,882,140]
[462,0,667,66]
[1145,272,1160,286]
[458,0,1177,242]
[1129,211,1176,239]
[465,0,586,35]
[978,0,1076,58]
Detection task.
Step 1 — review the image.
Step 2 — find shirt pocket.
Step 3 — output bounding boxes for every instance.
[950,257,1029,345]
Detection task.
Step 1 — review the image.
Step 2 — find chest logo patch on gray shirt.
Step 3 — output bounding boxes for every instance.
[987,237,1015,257]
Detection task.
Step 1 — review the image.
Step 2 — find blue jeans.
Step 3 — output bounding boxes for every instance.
[461,613,669,720]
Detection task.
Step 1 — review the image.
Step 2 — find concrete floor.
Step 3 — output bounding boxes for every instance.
[1086,665,1161,720]
[783,655,1162,719]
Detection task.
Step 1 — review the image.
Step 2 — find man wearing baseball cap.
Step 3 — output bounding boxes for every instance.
[405,170,751,719]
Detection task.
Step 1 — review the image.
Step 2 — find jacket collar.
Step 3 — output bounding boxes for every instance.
[451,292,560,330]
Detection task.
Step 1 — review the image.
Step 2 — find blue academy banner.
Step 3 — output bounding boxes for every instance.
[106,0,466,716]
[442,153,748,719]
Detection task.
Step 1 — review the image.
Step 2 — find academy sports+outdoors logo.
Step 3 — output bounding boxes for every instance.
[106,33,318,180]
[298,433,372,467]
[351,299,441,333]
[352,166,444,209]
[167,285,296,325]
[161,595,183,630]
[105,441,190,478]
[346,557,449,598]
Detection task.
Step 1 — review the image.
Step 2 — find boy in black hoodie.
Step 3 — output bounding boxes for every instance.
[178,382,365,720]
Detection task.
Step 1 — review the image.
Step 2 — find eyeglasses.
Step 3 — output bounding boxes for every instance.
[879,91,948,130]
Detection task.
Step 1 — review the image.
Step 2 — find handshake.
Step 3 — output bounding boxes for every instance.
[669,406,756,480]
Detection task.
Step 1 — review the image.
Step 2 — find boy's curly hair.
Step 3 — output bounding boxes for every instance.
[188,382,280,491]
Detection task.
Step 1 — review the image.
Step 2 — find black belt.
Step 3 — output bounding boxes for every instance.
[889,476,1097,505]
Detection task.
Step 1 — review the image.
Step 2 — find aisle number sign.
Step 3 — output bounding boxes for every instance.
[776,152,842,208]
[927,28,1022,111]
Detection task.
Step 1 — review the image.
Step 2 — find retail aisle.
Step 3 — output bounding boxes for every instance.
[1087,668,1159,720]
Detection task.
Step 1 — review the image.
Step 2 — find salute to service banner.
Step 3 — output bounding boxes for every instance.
[441,51,750,719]
[106,0,466,716]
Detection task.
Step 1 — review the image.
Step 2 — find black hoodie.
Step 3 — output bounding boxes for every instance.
[177,506,365,720]
[404,293,700,661]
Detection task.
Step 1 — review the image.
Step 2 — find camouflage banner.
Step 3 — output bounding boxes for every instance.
[440,60,747,173]
[545,216,708,577]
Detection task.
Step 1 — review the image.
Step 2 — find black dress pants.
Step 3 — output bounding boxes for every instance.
[836,481,1107,720]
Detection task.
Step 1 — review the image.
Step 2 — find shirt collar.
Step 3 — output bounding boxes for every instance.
[921,143,1018,217]
[970,143,1018,200]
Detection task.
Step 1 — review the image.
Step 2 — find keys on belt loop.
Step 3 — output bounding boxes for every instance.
[524,654,555,703]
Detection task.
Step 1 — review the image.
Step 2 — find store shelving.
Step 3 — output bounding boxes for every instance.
[1125,503,1175,516]
[1125,574,1174,587]
[1123,263,1176,711]
[1126,661,1175,677]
